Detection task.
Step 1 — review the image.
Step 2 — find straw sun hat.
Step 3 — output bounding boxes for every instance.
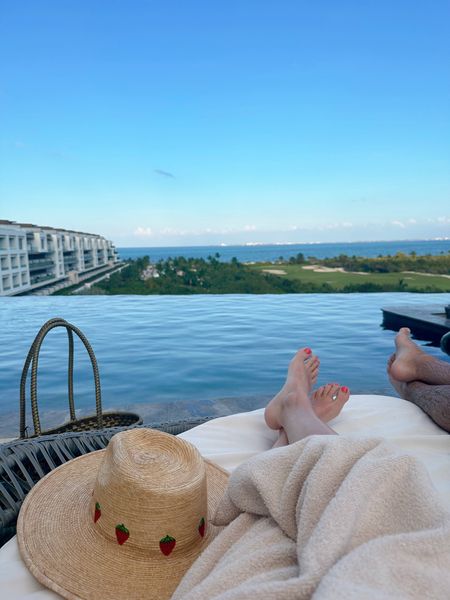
[17,428,229,600]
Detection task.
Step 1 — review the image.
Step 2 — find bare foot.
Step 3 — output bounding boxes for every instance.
[265,348,316,430]
[388,367,409,399]
[272,383,349,447]
[389,328,433,382]
[311,383,350,422]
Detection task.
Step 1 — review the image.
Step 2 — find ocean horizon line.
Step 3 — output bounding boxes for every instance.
[118,238,450,250]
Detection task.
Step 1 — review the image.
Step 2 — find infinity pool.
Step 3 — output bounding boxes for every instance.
[1,293,448,437]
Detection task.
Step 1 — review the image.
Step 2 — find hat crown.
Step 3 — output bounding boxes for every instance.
[92,429,207,554]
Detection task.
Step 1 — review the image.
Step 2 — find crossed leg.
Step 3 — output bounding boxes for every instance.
[388,328,450,432]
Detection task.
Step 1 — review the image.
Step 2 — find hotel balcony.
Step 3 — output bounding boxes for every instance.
[64,261,78,271]
[30,273,56,285]
[28,258,55,271]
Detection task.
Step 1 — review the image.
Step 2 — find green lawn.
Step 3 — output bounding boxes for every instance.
[250,264,450,292]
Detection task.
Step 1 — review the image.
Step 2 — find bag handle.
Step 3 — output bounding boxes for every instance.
[20,318,103,438]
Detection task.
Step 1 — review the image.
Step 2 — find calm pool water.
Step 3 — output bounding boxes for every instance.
[1,293,449,437]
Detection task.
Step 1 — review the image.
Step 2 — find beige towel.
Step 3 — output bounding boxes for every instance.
[173,435,450,599]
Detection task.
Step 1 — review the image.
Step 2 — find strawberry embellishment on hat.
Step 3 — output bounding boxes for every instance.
[115,524,130,545]
[159,534,176,556]
[198,517,206,538]
[94,502,101,523]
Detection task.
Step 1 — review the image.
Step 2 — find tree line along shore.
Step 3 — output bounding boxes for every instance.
[54,251,450,295]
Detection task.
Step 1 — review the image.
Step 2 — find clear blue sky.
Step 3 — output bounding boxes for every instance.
[1,0,449,246]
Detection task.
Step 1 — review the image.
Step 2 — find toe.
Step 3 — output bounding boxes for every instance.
[337,386,350,403]
[293,347,312,364]
[310,359,320,380]
[316,385,327,399]
[328,383,340,400]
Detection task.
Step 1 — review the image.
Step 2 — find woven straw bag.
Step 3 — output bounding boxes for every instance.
[19,318,142,438]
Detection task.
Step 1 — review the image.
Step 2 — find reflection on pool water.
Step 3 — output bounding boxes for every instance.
[0,293,448,437]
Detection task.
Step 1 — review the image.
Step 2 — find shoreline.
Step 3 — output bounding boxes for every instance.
[117,240,450,264]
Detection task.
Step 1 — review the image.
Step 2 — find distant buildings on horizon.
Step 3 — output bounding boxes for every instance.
[0,220,119,296]
[116,237,449,250]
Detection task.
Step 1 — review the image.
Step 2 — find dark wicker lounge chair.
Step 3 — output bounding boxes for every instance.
[0,417,214,548]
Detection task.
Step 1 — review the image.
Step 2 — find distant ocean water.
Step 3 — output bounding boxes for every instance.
[118,240,450,263]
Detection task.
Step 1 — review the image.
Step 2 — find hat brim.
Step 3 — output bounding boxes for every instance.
[17,449,229,600]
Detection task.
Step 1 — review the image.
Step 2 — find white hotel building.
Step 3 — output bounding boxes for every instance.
[0,220,119,296]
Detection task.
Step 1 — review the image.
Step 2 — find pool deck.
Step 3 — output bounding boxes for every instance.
[381,304,450,345]
[0,394,274,442]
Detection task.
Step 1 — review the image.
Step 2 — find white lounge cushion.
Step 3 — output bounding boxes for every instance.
[1,394,449,599]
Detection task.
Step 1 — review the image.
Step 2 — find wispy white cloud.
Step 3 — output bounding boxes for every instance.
[129,216,450,244]
[319,221,354,230]
[133,225,259,238]
[160,227,188,235]
[134,226,153,237]
[418,216,450,225]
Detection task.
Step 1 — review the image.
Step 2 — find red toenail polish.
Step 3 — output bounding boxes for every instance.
[305,348,311,354]
[341,386,348,393]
